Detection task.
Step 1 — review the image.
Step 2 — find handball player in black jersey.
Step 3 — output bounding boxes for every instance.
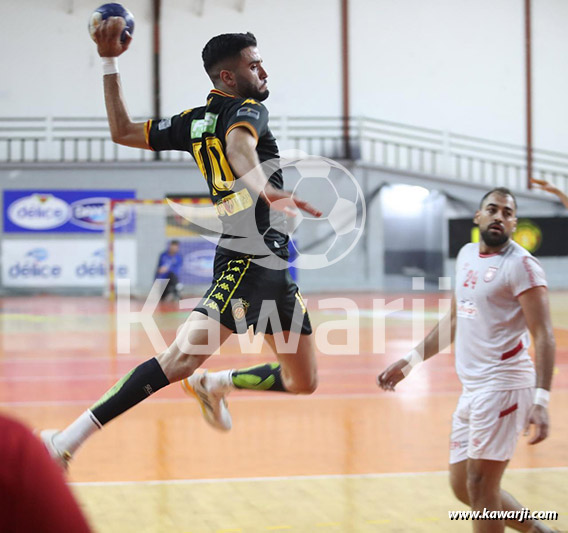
[40,21,322,467]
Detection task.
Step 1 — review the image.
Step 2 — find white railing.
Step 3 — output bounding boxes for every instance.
[1,115,567,191]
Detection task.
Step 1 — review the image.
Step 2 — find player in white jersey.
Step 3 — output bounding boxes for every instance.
[378,188,556,533]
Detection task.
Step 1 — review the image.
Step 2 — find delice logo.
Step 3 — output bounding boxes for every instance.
[70,198,132,230]
[8,248,62,279]
[76,247,128,277]
[7,194,71,230]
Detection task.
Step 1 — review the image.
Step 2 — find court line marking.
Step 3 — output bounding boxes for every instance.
[0,391,467,408]
[4,386,568,407]
[1,363,566,383]
[0,370,383,383]
[0,365,463,383]
[69,467,568,487]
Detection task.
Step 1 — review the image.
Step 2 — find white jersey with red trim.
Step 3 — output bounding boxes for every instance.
[454,241,547,391]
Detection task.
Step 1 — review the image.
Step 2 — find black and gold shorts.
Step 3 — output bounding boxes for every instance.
[193,253,312,335]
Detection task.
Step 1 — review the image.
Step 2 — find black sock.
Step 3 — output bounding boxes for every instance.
[231,363,287,392]
[90,358,170,426]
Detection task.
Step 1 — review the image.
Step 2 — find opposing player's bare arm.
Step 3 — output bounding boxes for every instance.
[518,286,556,444]
[225,127,321,217]
[92,17,149,149]
[531,178,568,208]
[377,296,456,391]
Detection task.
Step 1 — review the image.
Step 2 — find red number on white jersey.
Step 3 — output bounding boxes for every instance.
[463,269,478,289]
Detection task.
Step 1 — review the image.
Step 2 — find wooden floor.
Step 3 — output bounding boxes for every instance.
[1,292,567,532]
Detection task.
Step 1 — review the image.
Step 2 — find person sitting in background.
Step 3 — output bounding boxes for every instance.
[155,239,183,301]
[531,178,568,208]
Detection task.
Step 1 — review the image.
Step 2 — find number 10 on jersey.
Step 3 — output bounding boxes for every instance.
[192,137,236,195]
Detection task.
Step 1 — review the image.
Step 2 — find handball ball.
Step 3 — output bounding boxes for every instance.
[88,3,135,43]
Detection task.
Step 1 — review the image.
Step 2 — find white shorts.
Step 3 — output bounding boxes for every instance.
[449,387,533,464]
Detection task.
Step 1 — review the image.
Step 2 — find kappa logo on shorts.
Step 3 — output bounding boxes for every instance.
[204,301,219,312]
[484,266,499,282]
[231,299,250,321]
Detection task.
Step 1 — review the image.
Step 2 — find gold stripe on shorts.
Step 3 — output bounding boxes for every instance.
[202,258,251,314]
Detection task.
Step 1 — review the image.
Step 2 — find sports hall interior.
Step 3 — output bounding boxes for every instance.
[1,1,567,532]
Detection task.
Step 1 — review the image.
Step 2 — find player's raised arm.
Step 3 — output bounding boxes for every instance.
[377,296,456,391]
[530,178,568,208]
[225,127,321,217]
[92,17,149,149]
[518,286,556,445]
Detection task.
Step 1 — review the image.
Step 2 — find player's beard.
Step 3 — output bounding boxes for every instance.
[237,76,269,101]
[480,228,509,247]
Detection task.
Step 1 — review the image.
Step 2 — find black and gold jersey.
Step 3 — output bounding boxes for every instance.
[146,89,288,258]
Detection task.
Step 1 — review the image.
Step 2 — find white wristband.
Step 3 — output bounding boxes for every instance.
[401,349,423,377]
[533,388,550,408]
[101,57,119,76]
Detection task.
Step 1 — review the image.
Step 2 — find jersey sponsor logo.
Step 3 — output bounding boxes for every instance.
[236,107,261,120]
[241,99,260,105]
[457,298,478,319]
[191,112,218,138]
[214,189,253,217]
[483,266,499,282]
[158,118,171,130]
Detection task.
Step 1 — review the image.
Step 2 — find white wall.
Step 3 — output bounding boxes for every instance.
[1,0,153,117]
[532,0,568,153]
[160,0,342,117]
[1,0,341,118]
[351,0,525,143]
[2,0,567,151]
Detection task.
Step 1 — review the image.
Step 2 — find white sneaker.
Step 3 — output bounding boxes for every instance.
[40,429,72,471]
[181,371,232,431]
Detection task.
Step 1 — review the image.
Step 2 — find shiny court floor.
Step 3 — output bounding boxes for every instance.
[1,292,567,532]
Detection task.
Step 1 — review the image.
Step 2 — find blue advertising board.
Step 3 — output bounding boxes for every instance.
[3,190,136,233]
